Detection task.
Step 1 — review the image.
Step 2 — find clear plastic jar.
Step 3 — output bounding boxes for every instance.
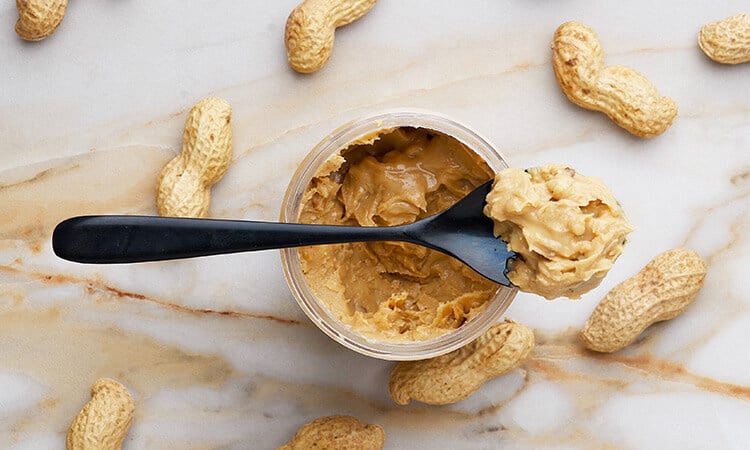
[280,110,517,360]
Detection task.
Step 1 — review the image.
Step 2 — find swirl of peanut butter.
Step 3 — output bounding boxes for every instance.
[298,127,498,342]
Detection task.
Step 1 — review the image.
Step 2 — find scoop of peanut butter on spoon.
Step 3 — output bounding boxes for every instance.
[484,164,634,299]
[53,164,631,295]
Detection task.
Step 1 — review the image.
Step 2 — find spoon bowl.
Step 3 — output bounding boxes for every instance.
[52,180,516,286]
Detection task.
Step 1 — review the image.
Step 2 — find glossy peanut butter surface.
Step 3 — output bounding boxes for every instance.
[298,127,498,341]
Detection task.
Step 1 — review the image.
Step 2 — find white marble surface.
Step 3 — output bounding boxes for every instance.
[1,1,749,448]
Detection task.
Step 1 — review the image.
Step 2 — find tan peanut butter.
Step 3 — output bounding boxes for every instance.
[298,127,499,342]
[483,164,634,300]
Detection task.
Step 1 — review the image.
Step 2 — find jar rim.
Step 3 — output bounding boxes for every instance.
[280,109,517,360]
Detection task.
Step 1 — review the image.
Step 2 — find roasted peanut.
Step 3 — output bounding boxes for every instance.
[285,0,378,73]
[156,97,233,218]
[66,378,135,450]
[388,319,534,405]
[699,13,750,64]
[552,21,677,138]
[581,248,707,353]
[15,0,68,41]
[278,415,385,450]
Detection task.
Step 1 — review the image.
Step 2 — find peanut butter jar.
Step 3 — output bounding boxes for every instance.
[280,110,517,360]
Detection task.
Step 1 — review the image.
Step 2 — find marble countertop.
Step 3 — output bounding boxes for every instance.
[2,1,749,448]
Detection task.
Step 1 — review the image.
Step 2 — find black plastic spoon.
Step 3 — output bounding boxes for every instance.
[52,180,517,286]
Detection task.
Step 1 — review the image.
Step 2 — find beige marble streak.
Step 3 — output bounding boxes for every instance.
[0,307,236,447]
[0,146,170,242]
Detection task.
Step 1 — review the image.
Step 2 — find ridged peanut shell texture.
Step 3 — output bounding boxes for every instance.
[699,13,750,64]
[278,415,385,450]
[389,320,535,405]
[285,0,377,73]
[581,248,707,353]
[552,21,677,138]
[15,0,68,41]
[156,97,233,218]
[66,378,135,450]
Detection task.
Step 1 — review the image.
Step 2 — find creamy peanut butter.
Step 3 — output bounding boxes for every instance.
[298,127,499,342]
[483,164,634,299]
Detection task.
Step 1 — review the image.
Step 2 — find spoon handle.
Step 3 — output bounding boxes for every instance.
[52,215,411,264]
